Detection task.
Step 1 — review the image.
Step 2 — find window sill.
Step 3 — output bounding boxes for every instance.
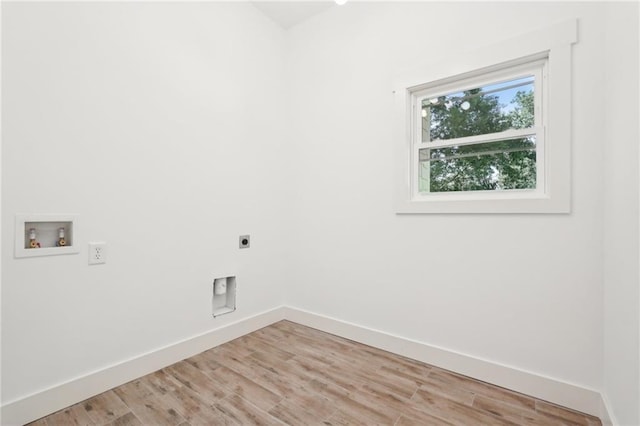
[395,194,569,214]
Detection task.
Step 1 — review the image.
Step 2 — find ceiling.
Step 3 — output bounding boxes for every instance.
[251,1,335,29]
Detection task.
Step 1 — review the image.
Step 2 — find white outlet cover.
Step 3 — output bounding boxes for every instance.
[88,242,107,265]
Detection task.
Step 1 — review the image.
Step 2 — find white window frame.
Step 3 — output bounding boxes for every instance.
[412,58,546,201]
[394,19,578,214]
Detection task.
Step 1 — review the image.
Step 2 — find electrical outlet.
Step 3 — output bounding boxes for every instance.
[89,242,107,265]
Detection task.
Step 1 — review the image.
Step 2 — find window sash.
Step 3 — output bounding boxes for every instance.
[412,130,545,197]
[414,63,544,146]
[411,58,546,113]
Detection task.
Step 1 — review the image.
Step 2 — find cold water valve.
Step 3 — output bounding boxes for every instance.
[57,227,66,247]
[28,228,41,248]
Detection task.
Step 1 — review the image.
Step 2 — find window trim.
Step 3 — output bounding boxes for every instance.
[393,19,577,214]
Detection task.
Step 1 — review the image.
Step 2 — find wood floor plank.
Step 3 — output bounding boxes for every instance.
[411,388,516,426]
[305,377,352,401]
[286,354,336,380]
[113,380,185,426]
[267,380,337,424]
[206,343,247,360]
[395,412,455,426]
[184,350,223,374]
[243,362,310,398]
[321,341,389,370]
[283,338,338,367]
[536,400,600,425]
[139,369,183,396]
[357,367,419,400]
[39,404,95,426]
[336,389,403,424]
[473,394,557,425]
[323,409,373,426]
[242,334,296,362]
[209,346,262,380]
[209,365,283,411]
[25,418,48,426]
[248,348,316,385]
[30,320,601,426]
[298,379,400,424]
[416,375,476,406]
[514,411,582,426]
[428,368,537,411]
[102,412,143,426]
[249,324,292,343]
[214,394,283,425]
[306,378,402,424]
[82,390,130,425]
[273,321,361,355]
[317,345,420,400]
[377,363,431,387]
[214,336,256,358]
[153,383,228,426]
[301,359,365,393]
[357,343,435,377]
[165,360,227,403]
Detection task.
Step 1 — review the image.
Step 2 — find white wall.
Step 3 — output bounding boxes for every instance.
[2,2,287,404]
[603,3,640,425]
[3,2,639,424]
[286,1,607,392]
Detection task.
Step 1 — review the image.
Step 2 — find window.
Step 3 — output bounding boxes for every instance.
[394,20,577,214]
[415,59,544,197]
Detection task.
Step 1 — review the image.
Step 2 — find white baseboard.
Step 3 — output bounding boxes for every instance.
[2,305,614,425]
[283,307,611,421]
[1,306,286,426]
[599,393,617,426]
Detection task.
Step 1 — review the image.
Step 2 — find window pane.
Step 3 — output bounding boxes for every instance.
[418,137,536,193]
[421,76,534,143]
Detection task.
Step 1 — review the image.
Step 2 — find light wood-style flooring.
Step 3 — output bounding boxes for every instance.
[27,320,601,425]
